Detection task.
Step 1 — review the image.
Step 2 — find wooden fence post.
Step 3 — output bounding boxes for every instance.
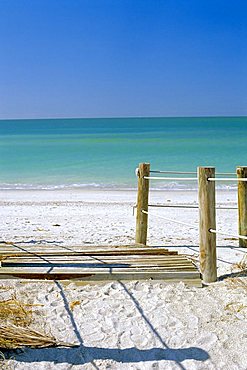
[135,163,150,245]
[237,166,247,247]
[198,167,217,283]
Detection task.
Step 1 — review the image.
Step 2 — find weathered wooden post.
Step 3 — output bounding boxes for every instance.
[135,163,150,245]
[198,167,217,283]
[237,166,247,247]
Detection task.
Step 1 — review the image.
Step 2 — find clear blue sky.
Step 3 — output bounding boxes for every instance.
[0,0,246,119]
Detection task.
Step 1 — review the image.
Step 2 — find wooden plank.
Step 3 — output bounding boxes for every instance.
[0,264,197,272]
[8,277,201,287]
[0,273,202,287]
[2,258,193,265]
[0,249,178,258]
[3,261,193,268]
[0,241,201,286]
[198,167,217,283]
[1,265,196,274]
[1,262,195,270]
[2,255,190,262]
[0,253,187,259]
[0,263,197,272]
[0,243,161,251]
[0,267,200,278]
[1,264,196,272]
[0,246,172,252]
[0,246,172,255]
[1,255,194,264]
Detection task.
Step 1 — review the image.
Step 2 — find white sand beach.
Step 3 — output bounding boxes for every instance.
[0,189,247,369]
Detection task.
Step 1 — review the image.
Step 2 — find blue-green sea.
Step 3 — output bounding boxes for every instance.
[0,117,246,190]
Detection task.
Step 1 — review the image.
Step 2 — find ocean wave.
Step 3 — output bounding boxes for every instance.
[0,181,238,191]
[0,182,103,190]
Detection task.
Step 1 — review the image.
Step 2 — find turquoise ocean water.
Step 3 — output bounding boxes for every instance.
[0,117,246,190]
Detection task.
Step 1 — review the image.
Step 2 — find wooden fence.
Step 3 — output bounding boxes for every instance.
[135,163,247,284]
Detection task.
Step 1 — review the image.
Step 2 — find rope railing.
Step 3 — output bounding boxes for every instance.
[208,178,247,182]
[150,170,236,176]
[143,176,241,181]
[135,163,247,284]
[149,204,198,209]
[145,177,247,183]
[143,176,197,181]
[150,170,196,175]
[142,210,198,229]
[215,172,236,176]
[215,206,238,210]
[209,229,247,241]
[142,213,241,233]
[145,177,245,181]
[148,204,238,210]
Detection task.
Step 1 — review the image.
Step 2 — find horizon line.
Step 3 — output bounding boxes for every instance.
[0,114,246,122]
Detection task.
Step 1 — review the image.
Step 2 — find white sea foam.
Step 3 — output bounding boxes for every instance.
[0,181,238,191]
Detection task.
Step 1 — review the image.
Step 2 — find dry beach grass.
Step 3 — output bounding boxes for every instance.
[0,284,77,355]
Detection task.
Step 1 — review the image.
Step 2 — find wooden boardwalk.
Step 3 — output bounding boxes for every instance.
[0,243,201,286]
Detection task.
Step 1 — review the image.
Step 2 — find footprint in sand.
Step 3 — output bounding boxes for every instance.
[130,333,150,348]
[195,332,218,351]
[86,329,105,343]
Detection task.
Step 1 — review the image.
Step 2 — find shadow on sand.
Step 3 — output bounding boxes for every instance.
[7,345,209,367]
[218,269,247,280]
[5,280,210,369]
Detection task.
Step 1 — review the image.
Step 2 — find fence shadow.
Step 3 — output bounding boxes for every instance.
[6,345,209,366]
[218,269,247,281]
[5,280,210,368]
[9,239,64,245]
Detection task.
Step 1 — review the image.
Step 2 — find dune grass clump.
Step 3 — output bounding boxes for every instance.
[226,277,247,291]
[0,298,32,328]
[0,324,75,349]
[0,287,77,350]
[232,255,247,272]
[236,255,247,271]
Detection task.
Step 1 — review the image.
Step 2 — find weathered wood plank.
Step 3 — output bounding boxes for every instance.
[0,243,158,250]
[0,273,202,287]
[0,242,200,286]
[1,255,194,264]
[2,255,190,262]
[1,257,195,266]
[0,263,197,272]
[2,264,195,273]
[0,249,178,258]
[3,261,193,268]
[0,267,200,278]
[0,246,172,251]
